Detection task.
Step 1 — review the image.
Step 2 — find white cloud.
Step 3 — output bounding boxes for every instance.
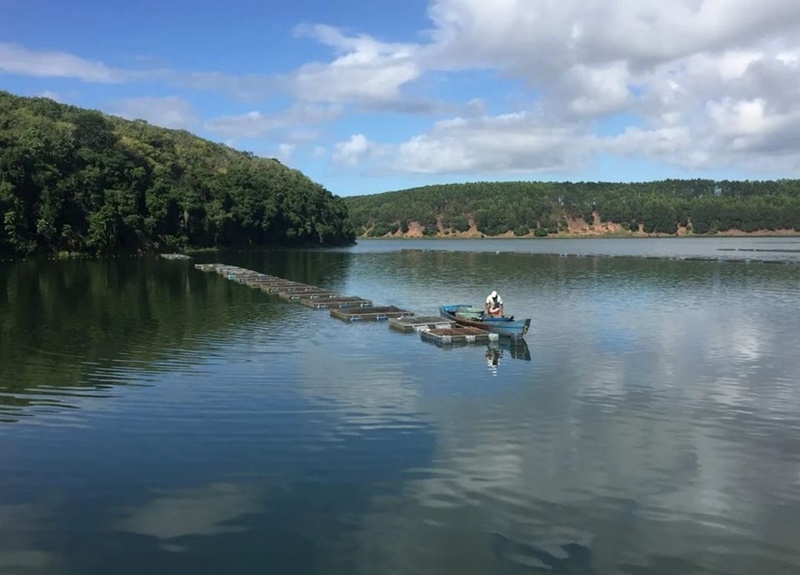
[357,0,800,175]
[109,96,197,129]
[391,110,591,174]
[332,134,381,167]
[424,0,800,72]
[0,42,132,82]
[561,62,633,117]
[174,71,278,101]
[276,142,296,160]
[285,128,320,143]
[5,1,800,177]
[291,24,421,105]
[204,103,341,139]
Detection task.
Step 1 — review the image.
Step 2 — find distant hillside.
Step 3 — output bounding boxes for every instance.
[344,180,800,238]
[0,91,355,256]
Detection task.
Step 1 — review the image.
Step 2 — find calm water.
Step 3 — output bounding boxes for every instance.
[2,238,800,574]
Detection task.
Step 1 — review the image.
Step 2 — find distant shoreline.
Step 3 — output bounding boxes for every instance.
[357,229,800,240]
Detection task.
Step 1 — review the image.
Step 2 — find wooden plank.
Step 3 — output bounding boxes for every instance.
[330,306,414,322]
[388,316,455,333]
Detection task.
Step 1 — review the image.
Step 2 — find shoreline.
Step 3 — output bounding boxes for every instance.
[357,231,800,240]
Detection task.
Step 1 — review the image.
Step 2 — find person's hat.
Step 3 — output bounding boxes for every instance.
[491,290,497,298]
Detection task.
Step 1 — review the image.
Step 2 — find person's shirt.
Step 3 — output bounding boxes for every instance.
[486,294,503,307]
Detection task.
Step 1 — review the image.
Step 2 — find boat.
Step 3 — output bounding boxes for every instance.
[439,304,531,340]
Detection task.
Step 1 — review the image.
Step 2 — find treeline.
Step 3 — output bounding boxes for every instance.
[0,91,355,256]
[345,180,800,237]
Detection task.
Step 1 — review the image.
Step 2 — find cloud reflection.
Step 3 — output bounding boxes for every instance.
[0,503,59,575]
[307,264,800,573]
[112,483,265,551]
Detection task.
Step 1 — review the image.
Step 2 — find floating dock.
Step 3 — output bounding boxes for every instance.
[330,306,414,322]
[300,297,373,309]
[258,282,315,293]
[193,263,524,355]
[388,316,455,333]
[278,289,341,301]
[420,325,500,345]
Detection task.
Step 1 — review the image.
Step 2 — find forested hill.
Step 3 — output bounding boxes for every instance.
[345,180,800,238]
[0,91,355,256]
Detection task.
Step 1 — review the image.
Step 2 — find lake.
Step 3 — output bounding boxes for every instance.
[2,237,800,574]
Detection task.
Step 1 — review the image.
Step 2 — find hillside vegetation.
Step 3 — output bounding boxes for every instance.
[0,91,355,256]
[345,180,800,238]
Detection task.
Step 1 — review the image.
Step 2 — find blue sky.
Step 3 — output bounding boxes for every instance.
[2,0,800,197]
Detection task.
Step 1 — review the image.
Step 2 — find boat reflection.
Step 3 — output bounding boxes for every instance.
[418,329,531,367]
[489,337,531,361]
[485,338,531,374]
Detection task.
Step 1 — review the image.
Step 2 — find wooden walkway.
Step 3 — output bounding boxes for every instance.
[194,263,505,350]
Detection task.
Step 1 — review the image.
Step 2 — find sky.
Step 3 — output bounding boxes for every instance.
[2,0,800,197]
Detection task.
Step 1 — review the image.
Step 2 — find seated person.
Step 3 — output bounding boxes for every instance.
[485,290,504,317]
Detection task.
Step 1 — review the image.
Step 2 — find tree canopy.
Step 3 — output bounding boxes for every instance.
[344,180,800,237]
[0,91,355,256]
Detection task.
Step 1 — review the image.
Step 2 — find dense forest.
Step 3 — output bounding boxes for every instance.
[0,91,355,256]
[344,180,800,237]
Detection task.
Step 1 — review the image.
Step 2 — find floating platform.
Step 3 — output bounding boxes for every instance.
[300,297,373,309]
[388,316,456,333]
[278,289,341,301]
[257,282,315,293]
[238,275,283,285]
[225,271,269,281]
[160,253,191,260]
[239,274,285,282]
[274,284,326,294]
[420,325,499,345]
[330,306,414,322]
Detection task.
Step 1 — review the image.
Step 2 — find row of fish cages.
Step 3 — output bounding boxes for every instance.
[193,263,500,346]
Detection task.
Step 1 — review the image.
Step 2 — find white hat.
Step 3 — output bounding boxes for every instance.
[491,290,497,298]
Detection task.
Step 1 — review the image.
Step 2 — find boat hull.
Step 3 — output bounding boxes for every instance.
[439,304,531,339]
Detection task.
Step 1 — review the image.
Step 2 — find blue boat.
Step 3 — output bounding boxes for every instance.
[439,304,531,340]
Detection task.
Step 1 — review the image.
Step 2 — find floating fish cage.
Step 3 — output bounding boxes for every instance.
[388,316,456,333]
[330,306,414,322]
[277,289,341,301]
[420,325,499,345]
[160,253,191,260]
[191,264,524,355]
[257,282,314,293]
[300,297,373,309]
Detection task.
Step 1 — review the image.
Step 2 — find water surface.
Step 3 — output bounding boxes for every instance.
[2,238,799,574]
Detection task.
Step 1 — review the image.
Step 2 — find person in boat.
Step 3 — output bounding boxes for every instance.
[485,290,504,317]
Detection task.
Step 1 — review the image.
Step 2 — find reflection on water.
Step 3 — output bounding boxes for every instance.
[1,240,800,574]
[485,339,531,376]
[112,482,266,551]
